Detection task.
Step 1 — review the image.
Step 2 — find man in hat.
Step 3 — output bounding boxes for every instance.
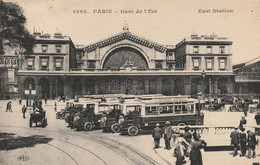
[247,129,257,159]
[164,121,173,150]
[230,127,240,157]
[239,127,247,157]
[152,123,163,149]
[239,116,247,131]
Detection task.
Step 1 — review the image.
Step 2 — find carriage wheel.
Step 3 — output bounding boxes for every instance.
[127,126,139,136]
[111,123,120,133]
[56,113,61,119]
[84,122,93,131]
[29,119,32,128]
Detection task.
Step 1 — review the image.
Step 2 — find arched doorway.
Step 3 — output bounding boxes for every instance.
[124,79,133,94]
[111,79,120,94]
[191,77,202,98]
[73,78,82,96]
[217,77,228,94]
[103,47,148,69]
[162,78,171,96]
[38,78,50,99]
[24,77,36,90]
[52,78,64,99]
[149,80,156,94]
[174,78,185,95]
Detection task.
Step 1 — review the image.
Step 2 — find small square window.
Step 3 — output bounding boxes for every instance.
[219,47,225,54]
[27,61,33,66]
[207,46,212,54]
[206,59,213,69]
[88,61,96,69]
[42,45,48,53]
[219,59,226,70]
[56,46,61,53]
[155,61,162,69]
[193,46,199,54]
[193,59,200,68]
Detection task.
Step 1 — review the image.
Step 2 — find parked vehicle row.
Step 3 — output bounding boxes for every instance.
[55,94,204,136]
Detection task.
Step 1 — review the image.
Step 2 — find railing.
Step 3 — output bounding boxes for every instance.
[171,125,260,148]
[0,55,21,68]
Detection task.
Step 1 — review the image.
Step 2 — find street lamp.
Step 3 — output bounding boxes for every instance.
[197,90,202,125]
[28,84,32,107]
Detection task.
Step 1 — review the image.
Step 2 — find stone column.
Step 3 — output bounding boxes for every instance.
[35,56,39,71]
[214,57,218,71]
[170,78,174,95]
[214,81,218,95]
[49,56,54,71]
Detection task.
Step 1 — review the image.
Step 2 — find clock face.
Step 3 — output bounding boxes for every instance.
[103,47,148,69]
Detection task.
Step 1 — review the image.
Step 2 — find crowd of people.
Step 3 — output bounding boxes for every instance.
[152,122,207,165]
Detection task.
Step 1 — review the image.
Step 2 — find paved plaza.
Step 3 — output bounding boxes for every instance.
[0,99,259,165]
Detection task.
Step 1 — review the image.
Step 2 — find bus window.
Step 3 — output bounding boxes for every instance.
[191,105,194,113]
[126,106,136,114]
[160,106,173,114]
[175,105,181,114]
[145,106,158,115]
[182,105,187,113]
[98,105,110,113]
[87,104,95,111]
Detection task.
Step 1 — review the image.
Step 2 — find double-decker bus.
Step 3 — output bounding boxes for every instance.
[120,97,204,136]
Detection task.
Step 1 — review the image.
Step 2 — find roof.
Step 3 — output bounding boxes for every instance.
[83,31,167,53]
[233,57,260,71]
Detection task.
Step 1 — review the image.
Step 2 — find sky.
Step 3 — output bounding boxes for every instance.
[5,0,260,65]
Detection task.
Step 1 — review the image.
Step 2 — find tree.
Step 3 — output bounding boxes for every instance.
[0,0,35,55]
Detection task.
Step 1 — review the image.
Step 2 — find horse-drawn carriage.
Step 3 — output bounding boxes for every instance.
[29,110,47,128]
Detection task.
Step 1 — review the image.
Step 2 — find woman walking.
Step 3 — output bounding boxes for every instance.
[190,135,207,165]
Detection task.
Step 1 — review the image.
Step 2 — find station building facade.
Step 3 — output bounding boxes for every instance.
[17,29,234,99]
[233,57,260,97]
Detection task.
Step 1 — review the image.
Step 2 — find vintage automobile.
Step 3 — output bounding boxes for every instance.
[29,109,47,128]
[206,98,225,111]
[120,97,204,136]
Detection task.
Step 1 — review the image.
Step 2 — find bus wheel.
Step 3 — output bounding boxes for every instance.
[177,123,186,127]
[128,126,139,136]
[111,123,119,133]
[84,122,93,131]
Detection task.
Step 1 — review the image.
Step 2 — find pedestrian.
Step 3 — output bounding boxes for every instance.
[243,103,248,117]
[44,96,47,104]
[152,123,163,149]
[247,130,257,159]
[193,130,198,141]
[174,133,191,165]
[22,105,26,118]
[254,111,260,125]
[19,98,22,105]
[100,113,107,128]
[54,102,57,112]
[230,127,240,157]
[6,101,10,112]
[164,121,173,150]
[190,135,207,165]
[8,101,12,112]
[239,116,247,131]
[183,126,192,157]
[239,127,247,157]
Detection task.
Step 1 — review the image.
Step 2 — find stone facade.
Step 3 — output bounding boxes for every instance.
[17,29,235,99]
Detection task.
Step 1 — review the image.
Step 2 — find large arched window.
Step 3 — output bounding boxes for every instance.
[103,47,148,69]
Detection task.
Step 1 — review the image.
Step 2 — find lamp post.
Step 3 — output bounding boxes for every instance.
[197,90,202,125]
[28,84,32,107]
